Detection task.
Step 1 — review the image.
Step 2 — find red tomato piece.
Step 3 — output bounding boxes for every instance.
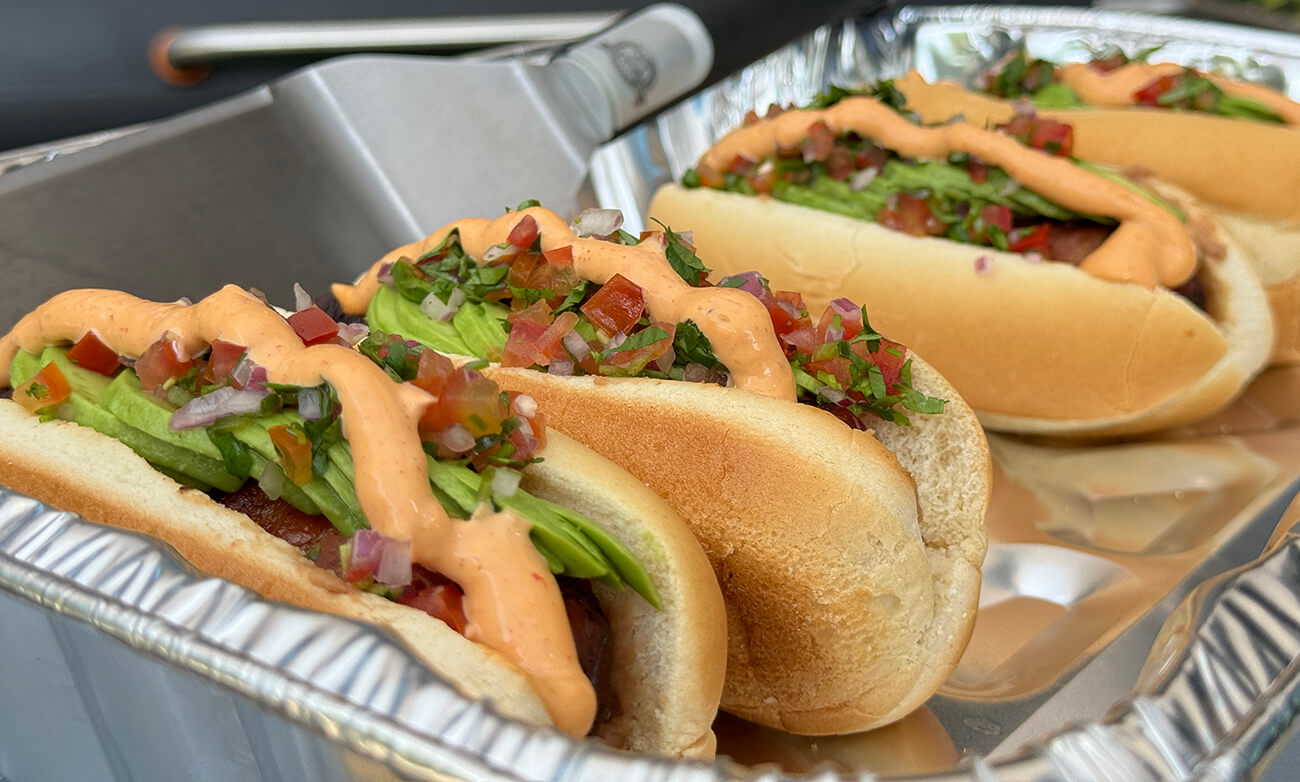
[748,164,778,195]
[979,204,1013,239]
[1029,119,1073,157]
[697,164,725,189]
[876,194,946,237]
[287,306,339,346]
[543,245,574,265]
[850,339,906,390]
[1009,223,1052,254]
[602,323,676,373]
[967,159,989,184]
[400,577,467,634]
[855,144,888,172]
[507,252,540,288]
[135,337,193,391]
[508,299,554,326]
[202,339,247,386]
[409,350,455,397]
[507,214,539,248]
[502,318,552,368]
[802,120,835,162]
[766,294,806,339]
[1134,75,1178,106]
[727,154,756,175]
[14,362,72,413]
[268,425,313,486]
[1091,54,1128,73]
[817,304,864,341]
[66,332,121,377]
[536,312,579,359]
[580,274,645,336]
[422,367,506,437]
[826,146,855,180]
[804,356,852,388]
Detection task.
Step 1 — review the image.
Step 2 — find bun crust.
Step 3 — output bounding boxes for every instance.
[482,360,989,735]
[649,183,1272,437]
[0,400,723,757]
[1214,210,1300,365]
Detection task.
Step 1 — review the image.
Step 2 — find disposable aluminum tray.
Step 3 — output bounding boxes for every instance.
[5,5,1300,781]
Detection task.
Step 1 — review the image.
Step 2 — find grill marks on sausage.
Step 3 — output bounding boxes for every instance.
[215,484,615,708]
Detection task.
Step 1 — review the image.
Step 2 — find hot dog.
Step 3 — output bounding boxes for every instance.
[0,285,726,757]
[329,204,992,735]
[646,86,1274,437]
[887,53,1300,364]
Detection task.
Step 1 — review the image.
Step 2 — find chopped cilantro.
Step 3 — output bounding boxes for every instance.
[651,218,711,284]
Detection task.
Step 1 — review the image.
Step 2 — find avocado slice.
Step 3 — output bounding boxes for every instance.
[368,285,473,355]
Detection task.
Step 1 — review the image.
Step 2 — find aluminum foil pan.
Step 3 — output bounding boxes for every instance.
[5,6,1300,781]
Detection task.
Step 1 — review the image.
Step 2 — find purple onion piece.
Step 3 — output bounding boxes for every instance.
[336,322,370,346]
[572,208,624,238]
[349,529,384,575]
[376,263,395,285]
[438,423,475,453]
[298,387,324,421]
[561,330,590,361]
[169,386,270,431]
[718,271,768,300]
[293,283,312,312]
[375,535,412,587]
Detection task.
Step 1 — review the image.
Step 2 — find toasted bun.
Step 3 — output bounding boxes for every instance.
[649,183,1272,437]
[0,400,724,757]
[482,358,989,735]
[1213,210,1300,365]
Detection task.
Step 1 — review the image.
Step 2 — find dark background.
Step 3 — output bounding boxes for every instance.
[1,0,880,152]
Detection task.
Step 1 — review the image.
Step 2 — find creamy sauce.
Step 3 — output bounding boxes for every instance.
[697,97,1195,289]
[0,286,596,736]
[332,208,797,401]
[1058,62,1300,126]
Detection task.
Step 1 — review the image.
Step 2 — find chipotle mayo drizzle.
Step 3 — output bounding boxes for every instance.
[332,207,796,401]
[696,98,1195,289]
[1058,62,1300,126]
[0,286,596,736]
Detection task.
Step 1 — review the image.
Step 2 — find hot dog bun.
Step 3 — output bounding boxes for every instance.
[894,73,1300,365]
[649,181,1273,437]
[480,353,989,735]
[0,400,726,758]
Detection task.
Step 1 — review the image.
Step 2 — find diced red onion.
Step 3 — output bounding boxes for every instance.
[974,255,993,274]
[572,208,623,238]
[490,469,523,498]
[824,324,845,342]
[511,394,539,418]
[231,354,258,388]
[247,366,269,391]
[829,298,858,318]
[561,330,590,361]
[298,386,324,421]
[420,288,464,321]
[376,263,394,285]
[776,299,801,319]
[248,288,270,305]
[351,529,412,587]
[169,386,270,430]
[483,244,513,263]
[548,359,574,376]
[606,332,627,351]
[849,166,879,192]
[955,202,971,218]
[257,462,285,500]
[293,283,312,312]
[718,271,767,300]
[336,322,370,346]
[677,230,695,247]
[1024,251,1044,264]
[175,297,194,306]
[349,529,385,577]
[1011,98,1036,118]
[886,192,900,211]
[437,423,475,454]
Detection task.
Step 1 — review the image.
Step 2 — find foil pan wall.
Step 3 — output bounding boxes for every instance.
[4,5,1300,781]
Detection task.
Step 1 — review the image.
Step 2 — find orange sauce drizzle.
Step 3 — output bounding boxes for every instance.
[0,285,596,736]
[1057,62,1300,126]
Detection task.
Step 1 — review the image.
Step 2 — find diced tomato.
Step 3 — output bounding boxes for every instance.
[802,121,835,162]
[877,193,945,238]
[697,164,725,189]
[1009,223,1052,254]
[779,324,819,355]
[602,322,676,373]
[421,367,505,437]
[542,245,574,265]
[505,412,545,462]
[268,424,313,486]
[287,306,339,346]
[66,332,121,377]
[507,300,554,326]
[979,204,1013,240]
[1134,74,1178,106]
[507,252,540,288]
[766,292,806,339]
[202,339,246,386]
[409,350,455,397]
[507,214,539,248]
[135,336,193,391]
[536,312,579,358]
[855,144,888,172]
[817,303,864,341]
[967,159,989,183]
[525,260,581,305]
[850,338,906,390]
[826,146,855,180]
[804,356,852,388]
[1091,54,1128,73]
[14,362,72,414]
[1028,119,1073,157]
[502,319,550,368]
[580,274,645,336]
[727,154,756,175]
[400,577,467,634]
[748,163,778,195]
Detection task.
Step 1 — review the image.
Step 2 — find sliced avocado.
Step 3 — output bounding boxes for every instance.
[368,285,472,355]
[102,372,227,461]
[39,346,111,403]
[59,391,245,492]
[451,302,510,360]
[10,350,45,387]
[149,462,214,492]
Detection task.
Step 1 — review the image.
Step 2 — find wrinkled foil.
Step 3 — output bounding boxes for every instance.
[4,6,1300,781]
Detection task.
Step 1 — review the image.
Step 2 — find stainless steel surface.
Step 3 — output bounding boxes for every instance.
[4,5,1300,781]
[158,13,626,68]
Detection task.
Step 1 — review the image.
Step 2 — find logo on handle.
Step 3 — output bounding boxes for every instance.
[600,41,658,106]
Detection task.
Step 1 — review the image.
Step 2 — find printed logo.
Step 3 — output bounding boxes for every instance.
[600,41,657,106]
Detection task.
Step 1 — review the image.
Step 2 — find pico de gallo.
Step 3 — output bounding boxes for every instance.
[363,203,946,429]
[983,47,1287,124]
